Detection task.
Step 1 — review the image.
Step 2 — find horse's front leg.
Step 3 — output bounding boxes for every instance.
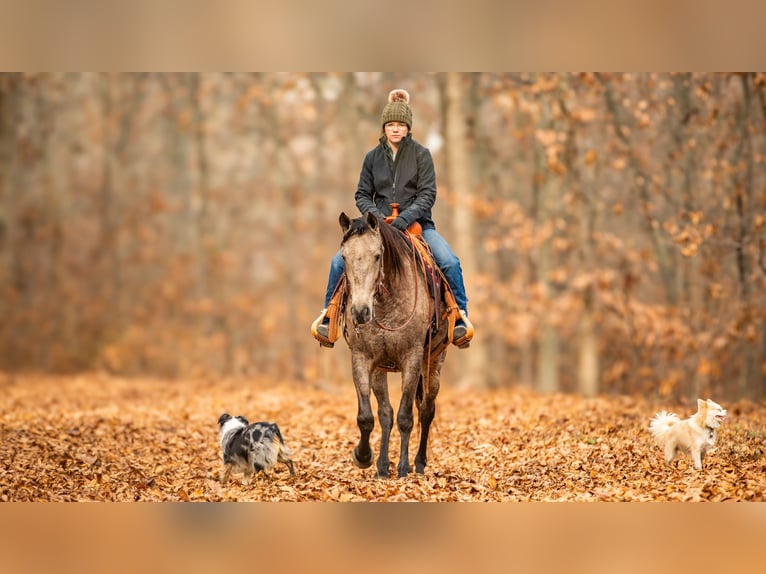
[351,355,374,469]
[396,357,422,478]
[371,369,393,478]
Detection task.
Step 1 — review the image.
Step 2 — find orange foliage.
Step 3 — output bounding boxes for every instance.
[1,375,764,502]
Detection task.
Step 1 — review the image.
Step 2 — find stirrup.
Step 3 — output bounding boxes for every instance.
[310,309,334,348]
[452,310,474,349]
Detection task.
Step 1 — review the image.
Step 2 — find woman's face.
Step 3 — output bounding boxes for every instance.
[384,122,409,145]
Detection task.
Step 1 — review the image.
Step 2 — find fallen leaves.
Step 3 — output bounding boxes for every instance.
[0,374,764,501]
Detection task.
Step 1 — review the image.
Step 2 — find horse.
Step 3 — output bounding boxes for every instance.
[338,211,449,478]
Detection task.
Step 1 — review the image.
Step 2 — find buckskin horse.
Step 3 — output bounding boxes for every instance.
[337,211,453,478]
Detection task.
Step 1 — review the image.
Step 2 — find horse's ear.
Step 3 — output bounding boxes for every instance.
[339,212,351,232]
[366,211,379,231]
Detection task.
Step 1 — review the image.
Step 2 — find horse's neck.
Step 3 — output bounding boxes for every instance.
[380,259,422,304]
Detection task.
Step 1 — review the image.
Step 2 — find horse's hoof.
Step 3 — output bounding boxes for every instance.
[375,462,391,479]
[352,448,372,469]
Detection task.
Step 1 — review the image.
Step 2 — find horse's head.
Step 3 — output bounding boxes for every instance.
[340,211,383,326]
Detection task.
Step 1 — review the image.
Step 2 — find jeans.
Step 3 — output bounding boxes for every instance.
[322,227,469,314]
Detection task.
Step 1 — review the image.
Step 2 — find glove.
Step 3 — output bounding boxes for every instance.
[391,217,409,231]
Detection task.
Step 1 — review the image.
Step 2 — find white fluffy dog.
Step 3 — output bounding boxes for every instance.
[649,398,727,470]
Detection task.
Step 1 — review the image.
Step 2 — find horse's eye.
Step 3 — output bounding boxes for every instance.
[374,254,381,262]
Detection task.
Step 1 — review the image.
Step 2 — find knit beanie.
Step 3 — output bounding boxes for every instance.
[380,89,412,129]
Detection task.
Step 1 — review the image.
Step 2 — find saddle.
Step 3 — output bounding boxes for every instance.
[311,224,472,357]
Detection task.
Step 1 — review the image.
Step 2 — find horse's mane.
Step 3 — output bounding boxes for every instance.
[342,217,412,281]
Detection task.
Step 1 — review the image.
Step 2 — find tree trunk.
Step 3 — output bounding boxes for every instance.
[537,211,559,395]
[444,72,486,388]
[576,161,599,398]
[558,79,600,397]
[535,79,560,395]
[188,73,211,301]
[0,73,22,367]
[732,74,756,398]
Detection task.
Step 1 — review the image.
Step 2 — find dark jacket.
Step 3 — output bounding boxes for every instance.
[354,133,437,230]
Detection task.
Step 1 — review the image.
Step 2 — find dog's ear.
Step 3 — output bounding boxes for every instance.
[697,398,705,409]
[218,413,231,426]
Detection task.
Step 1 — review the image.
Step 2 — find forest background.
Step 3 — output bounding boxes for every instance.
[1,72,765,402]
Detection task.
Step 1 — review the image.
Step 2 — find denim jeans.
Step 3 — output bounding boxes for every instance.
[322,227,469,314]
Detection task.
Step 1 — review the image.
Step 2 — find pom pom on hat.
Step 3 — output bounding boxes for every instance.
[388,89,410,104]
[381,88,412,129]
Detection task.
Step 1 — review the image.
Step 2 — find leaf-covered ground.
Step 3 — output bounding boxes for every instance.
[1,374,764,501]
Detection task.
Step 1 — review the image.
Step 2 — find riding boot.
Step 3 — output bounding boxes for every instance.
[452,309,474,348]
[310,309,333,347]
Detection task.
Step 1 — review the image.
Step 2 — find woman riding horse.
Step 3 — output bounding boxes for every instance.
[312,88,473,347]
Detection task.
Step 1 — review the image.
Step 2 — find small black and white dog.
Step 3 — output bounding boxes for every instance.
[217,413,296,484]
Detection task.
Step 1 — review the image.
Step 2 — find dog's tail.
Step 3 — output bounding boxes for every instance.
[269,423,296,476]
[649,411,680,443]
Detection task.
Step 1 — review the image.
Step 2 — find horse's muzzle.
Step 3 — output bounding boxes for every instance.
[351,305,372,326]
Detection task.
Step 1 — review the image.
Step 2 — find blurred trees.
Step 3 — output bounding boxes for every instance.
[0,72,764,401]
